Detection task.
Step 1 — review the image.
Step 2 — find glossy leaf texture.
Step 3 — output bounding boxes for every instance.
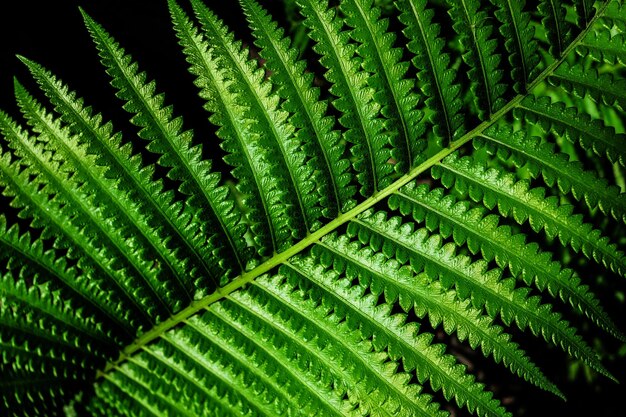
[1,1,625,416]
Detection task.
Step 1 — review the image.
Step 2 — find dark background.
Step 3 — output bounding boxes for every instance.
[0,0,271,168]
[0,1,624,416]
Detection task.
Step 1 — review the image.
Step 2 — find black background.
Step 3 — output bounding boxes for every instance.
[0,1,624,416]
[0,0,269,170]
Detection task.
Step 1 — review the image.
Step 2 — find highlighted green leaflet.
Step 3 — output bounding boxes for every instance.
[390,182,624,341]
[436,153,626,278]
[397,0,464,144]
[340,0,424,171]
[239,0,351,216]
[83,11,249,276]
[297,0,394,195]
[191,0,321,242]
[19,57,222,293]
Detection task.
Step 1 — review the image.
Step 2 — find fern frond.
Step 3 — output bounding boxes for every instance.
[81,11,250,274]
[165,311,349,417]
[1,0,625,415]
[488,0,541,92]
[18,57,223,293]
[477,125,626,224]
[1,340,85,392]
[92,376,159,417]
[86,395,123,417]
[246,276,449,417]
[446,0,507,118]
[251,275,456,416]
[342,211,612,379]
[191,0,327,240]
[0,286,99,375]
[114,360,202,417]
[284,259,454,415]
[102,369,187,417]
[340,0,424,170]
[239,0,352,215]
[169,301,359,416]
[389,182,624,340]
[131,344,252,417]
[396,0,464,144]
[538,0,575,57]
[516,94,626,168]
[549,61,626,110]
[435,153,626,278]
[1,372,76,416]
[295,0,395,194]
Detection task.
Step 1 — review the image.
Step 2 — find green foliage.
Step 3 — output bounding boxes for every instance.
[1,0,625,416]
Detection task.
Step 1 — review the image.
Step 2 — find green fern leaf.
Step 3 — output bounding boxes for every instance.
[340,0,425,170]
[396,0,464,144]
[434,153,626,278]
[1,0,625,416]
[489,0,541,92]
[602,0,626,29]
[296,0,396,194]
[578,17,626,64]
[239,0,352,215]
[82,11,250,272]
[14,81,198,312]
[389,181,624,341]
[14,82,188,317]
[446,0,507,118]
